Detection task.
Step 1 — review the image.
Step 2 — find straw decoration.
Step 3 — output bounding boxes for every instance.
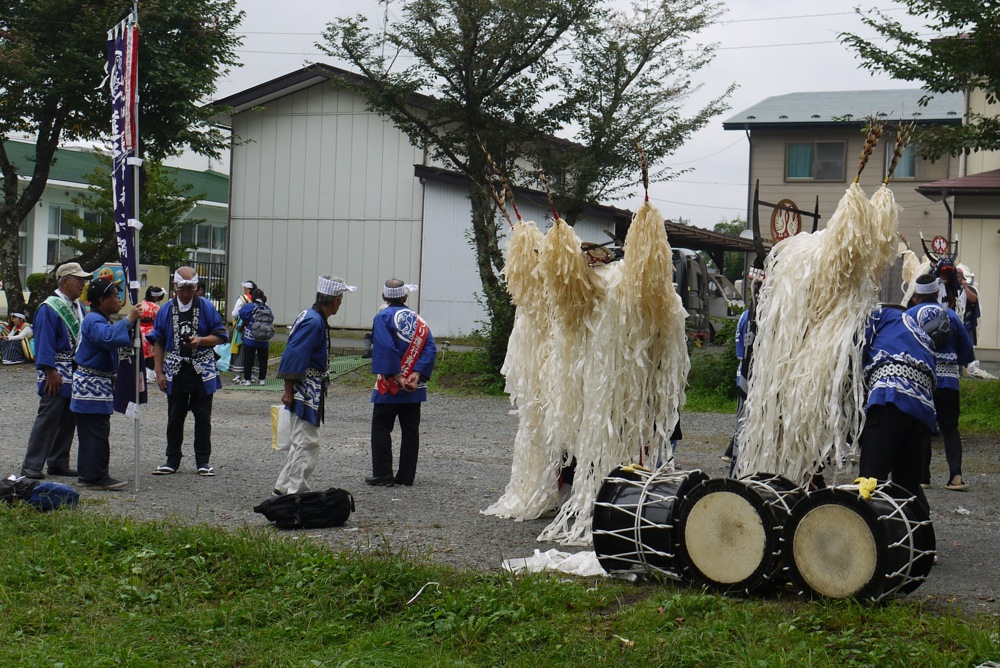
[855,119,884,182]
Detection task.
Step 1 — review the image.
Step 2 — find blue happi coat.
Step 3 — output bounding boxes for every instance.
[277,307,329,426]
[33,293,84,398]
[863,306,937,432]
[905,303,976,391]
[71,312,133,415]
[145,297,228,395]
[371,305,436,404]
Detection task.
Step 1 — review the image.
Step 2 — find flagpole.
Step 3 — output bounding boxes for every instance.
[130,5,142,493]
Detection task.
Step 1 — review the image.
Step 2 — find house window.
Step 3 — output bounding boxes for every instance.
[180,222,226,262]
[47,206,78,264]
[47,206,103,264]
[886,144,916,179]
[785,141,846,181]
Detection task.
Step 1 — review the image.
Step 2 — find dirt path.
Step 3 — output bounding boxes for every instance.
[1,363,997,616]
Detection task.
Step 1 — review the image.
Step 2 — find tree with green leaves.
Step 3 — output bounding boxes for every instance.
[324,0,730,370]
[23,154,203,314]
[540,0,734,225]
[0,0,243,314]
[710,217,746,284]
[841,1,1000,159]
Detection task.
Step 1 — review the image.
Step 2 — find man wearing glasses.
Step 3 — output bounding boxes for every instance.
[20,261,91,480]
[146,266,228,476]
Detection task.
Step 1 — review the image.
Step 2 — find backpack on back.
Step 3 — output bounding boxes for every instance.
[249,304,276,341]
[253,488,354,529]
[918,305,952,349]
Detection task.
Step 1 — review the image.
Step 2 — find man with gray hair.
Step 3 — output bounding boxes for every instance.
[146,266,228,476]
[272,275,356,495]
[366,279,436,487]
[20,261,91,479]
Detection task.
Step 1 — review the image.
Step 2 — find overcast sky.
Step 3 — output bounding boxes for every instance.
[216,0,928,229]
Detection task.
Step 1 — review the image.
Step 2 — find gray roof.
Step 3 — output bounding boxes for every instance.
[723,89,964,130]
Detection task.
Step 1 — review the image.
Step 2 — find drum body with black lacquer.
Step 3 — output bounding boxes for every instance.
[593,467,709,579]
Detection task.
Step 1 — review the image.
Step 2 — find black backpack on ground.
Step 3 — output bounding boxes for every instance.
[253,488,355,529]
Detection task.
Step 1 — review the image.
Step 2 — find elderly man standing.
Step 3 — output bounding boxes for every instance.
[146,266,228,476]
[366,279,436,487]
[272,275,356,495]
[20,262,91,479]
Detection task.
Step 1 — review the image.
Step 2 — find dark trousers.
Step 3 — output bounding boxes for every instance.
[922,388,963,482]
[243,346,268,381]
[22,394,76,473]
[166,392,214,468]
[76,413,111,483]
[859,403,929,513]
[371,402,421,484]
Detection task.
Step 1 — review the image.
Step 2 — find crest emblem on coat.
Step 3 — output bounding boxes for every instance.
[393,309,419,343]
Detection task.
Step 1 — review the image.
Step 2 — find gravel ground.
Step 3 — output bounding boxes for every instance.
[1,362,997,616]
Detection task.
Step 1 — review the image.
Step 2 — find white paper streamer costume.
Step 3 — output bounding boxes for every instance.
[485,201,689,546]
[737,158,903,485]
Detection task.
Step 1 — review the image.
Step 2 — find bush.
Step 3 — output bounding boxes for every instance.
[25,272,49,293]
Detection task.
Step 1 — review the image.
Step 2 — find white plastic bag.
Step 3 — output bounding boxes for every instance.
[271,405,290,452]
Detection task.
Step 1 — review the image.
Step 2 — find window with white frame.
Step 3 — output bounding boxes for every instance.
[18,217,28,283]
[46,206,103,264]
[180,222,226,264]
[785,141,846,181]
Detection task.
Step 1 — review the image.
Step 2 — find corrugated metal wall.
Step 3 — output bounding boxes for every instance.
[227,85,425,328]
[226,80,623,336]
[419,179,610,335]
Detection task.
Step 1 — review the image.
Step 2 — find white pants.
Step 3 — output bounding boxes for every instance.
[274,414,321,494]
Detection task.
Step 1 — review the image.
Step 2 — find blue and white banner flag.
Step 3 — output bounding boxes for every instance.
[106,14,140,306]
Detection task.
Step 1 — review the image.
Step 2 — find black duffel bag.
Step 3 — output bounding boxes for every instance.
[253,488,355,529]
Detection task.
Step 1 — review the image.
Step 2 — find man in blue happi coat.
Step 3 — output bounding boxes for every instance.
[272,275,356,495]
[147,266,228,476]
[858,304,937,510]
[366,279,436,487]
[20,261,91,480]
[72,277,141,490]
[907,274,976,491]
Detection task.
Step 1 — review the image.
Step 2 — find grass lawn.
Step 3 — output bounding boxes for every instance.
[1,507,996,667]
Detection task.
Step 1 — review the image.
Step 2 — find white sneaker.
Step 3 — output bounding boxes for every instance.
[259,379,266,386]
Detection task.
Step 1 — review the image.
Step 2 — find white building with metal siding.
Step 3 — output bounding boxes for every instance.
[223,72,426,328]
[214,64,629,336]
[419,177,614,335]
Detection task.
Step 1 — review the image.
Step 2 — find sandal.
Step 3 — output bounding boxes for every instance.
[152,465,176,475]
[197,466,216,477]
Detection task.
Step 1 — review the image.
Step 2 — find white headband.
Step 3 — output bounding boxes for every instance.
[914,278,940,295]
[317,276,357,296]
[173,271,200,287]
[150,288,165,297]
[11,312,25,319]
[241,281,254,289]
[384,283,418,299]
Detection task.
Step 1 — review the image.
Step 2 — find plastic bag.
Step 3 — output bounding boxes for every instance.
[214,342,231,372]
[271,404,291,452]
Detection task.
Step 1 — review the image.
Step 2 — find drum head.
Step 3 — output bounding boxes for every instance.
[677,478,780,594]
[784,488,885,600]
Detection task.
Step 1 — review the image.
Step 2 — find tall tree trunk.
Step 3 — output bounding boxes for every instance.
[466,169,514,372]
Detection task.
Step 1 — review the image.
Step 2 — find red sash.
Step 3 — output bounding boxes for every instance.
[376,315,429,396]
